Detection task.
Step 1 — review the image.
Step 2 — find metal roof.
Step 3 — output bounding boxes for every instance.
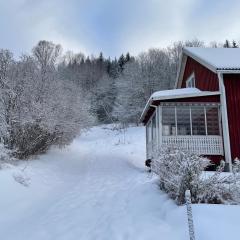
[184,47,240,71]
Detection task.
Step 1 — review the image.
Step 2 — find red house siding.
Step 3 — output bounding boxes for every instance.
[224,74,240,159]
[182,57,219,91]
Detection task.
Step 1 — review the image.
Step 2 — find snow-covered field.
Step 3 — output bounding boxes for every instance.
[0,125,240,240]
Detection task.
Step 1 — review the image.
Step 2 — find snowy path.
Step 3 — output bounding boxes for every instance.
[0,126,188,240]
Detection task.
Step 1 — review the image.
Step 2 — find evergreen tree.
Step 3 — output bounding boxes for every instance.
[232,40,238,48]
[118,54,125,72]
[98,52,104,63]
[125,52,130,62]
[223,40,230,48]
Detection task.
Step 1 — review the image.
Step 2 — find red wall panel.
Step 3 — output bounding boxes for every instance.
[224,74,240,159]
[182,57,219,91]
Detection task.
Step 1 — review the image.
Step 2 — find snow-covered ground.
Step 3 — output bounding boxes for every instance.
[0,125,240,240]
[0,126,188,240]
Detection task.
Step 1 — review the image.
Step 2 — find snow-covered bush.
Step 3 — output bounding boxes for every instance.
[152,145,209,204]
[0,144,15,168]
[195,162,237,204]
[0,42,95,160]
[152,146,240,205]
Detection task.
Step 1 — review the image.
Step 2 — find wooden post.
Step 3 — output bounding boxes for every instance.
[185,190,195,240]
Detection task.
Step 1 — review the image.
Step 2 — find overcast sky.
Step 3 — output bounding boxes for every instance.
[1,0,240,58]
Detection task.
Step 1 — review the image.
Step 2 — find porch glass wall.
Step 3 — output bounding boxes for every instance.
[160,103,223,156]
[162,105,220,136]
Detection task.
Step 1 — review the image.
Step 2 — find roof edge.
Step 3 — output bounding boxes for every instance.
[140,90,221,123]
[175,53,187,89]
[152,91,221,101]
[183,47,217,73]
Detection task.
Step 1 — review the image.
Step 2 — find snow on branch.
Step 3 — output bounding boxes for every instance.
[152,145,240,205]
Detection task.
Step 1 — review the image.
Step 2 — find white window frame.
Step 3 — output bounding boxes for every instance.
[186,72,196,88]
[160,103,221,137]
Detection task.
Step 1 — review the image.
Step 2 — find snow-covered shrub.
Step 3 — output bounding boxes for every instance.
[195,161,236,204]
[233,158,240,173]
[152,145,210,204]
[12,123,55,159]
[0,144,15,168]
[0,42,95,160]
[152,146,240,205]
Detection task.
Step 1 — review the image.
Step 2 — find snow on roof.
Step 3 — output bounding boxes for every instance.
[140,88,220,122]
[184,47,240,70]
[151,87,201,100]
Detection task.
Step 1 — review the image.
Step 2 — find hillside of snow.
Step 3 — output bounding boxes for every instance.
[0,125,240,240]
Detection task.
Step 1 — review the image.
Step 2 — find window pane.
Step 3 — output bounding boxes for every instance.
[177,107,191,135]
[191,107,206,135]
[206,106,220,135]
[186,74,195,88]
[162,107,176,136]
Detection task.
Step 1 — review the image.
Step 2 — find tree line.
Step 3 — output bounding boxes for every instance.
[0,39,238,159]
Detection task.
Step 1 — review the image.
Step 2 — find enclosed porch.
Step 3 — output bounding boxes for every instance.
[146,102,224,160]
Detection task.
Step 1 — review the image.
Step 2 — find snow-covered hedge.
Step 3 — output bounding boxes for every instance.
[152,146,240,205]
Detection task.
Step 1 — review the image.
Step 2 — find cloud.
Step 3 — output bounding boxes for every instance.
[0,0,240,58]
[0,0,88,56]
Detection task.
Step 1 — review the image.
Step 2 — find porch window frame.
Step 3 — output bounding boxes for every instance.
[160,102,221,137]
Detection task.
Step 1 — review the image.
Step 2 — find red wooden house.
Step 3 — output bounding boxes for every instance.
[140,47,240,171]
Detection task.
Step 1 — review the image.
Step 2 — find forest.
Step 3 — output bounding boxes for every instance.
[0,39,238,159]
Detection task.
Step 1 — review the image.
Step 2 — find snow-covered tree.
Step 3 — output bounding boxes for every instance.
[0,41,95,158]
[113,48,176,124]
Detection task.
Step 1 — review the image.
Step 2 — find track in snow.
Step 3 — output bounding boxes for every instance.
[0,126,188,240]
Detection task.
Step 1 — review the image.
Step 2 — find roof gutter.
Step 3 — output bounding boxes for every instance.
[217,69,240,74]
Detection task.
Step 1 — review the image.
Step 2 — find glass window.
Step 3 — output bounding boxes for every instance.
[177,107,191,135]
[161,104,220,137]
[162,107,176,136]
[191,106,206,135]
[206,106,220,135]
[186,73,195,88]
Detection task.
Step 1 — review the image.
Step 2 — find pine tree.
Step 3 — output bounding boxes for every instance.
[232,40,238,48]
[118,54,125,72]
[223,39,230,48]
[125,52,130,62]
[98,52,104,63]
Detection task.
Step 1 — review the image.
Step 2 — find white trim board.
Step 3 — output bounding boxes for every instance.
[140,90,220,123]
[218,72,232,172]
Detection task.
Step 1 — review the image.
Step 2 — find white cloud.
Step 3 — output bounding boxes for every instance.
[0,0,89,56]
[1,0,240,58]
